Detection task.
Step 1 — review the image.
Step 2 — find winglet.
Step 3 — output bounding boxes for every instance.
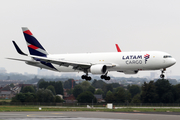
[12,41,28,56]
[115,44,121,52]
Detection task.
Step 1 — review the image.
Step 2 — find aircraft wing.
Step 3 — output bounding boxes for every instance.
[29,55,92,70]
[29,55,115,70]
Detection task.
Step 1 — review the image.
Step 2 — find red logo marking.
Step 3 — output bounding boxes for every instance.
[24,30,33,36]
[28,45,38,50]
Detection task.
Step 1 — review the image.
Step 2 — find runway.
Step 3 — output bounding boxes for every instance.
[0,112,180,120]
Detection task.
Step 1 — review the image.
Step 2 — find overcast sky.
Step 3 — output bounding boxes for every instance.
[0,0,180,78]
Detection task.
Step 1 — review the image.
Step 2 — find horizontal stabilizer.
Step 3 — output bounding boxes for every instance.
[7,58,38,64]
[12,41,28,56]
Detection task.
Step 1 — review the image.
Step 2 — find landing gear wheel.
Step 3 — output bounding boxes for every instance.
[105,76,110,80]
[81,75,91,81]
[101,75,105,79]
[101,75,111,80]
[160,69,166,79]
[86,76,91,81]
[160,74,165,79]
[81,75,86,79]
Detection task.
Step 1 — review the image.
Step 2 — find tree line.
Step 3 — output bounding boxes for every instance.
[70,79,180,103]
[12,78,180,103]
[12,79,64,103]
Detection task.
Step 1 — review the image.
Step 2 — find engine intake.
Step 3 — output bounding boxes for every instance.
[90,64,107,74]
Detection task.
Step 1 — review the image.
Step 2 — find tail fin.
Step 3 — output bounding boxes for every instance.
[115,44,122,52]
[22,27,48,57]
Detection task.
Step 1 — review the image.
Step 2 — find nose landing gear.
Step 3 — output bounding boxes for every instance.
[160,69,166,79]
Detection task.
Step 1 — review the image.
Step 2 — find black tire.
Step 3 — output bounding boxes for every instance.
[160,74,165,79]
[105,76,110,80]
[81,75,85,79]
[86,76,91,81]
[101,75,105,79]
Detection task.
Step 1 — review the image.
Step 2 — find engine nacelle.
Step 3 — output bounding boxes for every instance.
[90,64,107,74]
[123,70,138,74]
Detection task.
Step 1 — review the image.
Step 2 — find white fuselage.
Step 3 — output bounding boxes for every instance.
[27,51,176,74]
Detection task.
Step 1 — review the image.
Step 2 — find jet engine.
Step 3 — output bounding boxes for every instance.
[90,64,107,74]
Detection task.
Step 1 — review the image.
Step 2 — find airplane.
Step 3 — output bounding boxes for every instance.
[8,27,176,81]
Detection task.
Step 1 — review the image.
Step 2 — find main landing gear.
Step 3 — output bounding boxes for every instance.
[81,72,111,81]
[101,72,111,80]
[101,75,110,80]
[81,73,91,81]
[160,69,166,79]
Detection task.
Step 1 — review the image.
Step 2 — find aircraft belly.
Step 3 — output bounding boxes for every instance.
[53,64,80,72]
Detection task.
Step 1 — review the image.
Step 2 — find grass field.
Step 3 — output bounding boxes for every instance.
[0,106,180,112]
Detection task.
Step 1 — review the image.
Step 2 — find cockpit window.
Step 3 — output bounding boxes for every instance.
[163,55,172,58]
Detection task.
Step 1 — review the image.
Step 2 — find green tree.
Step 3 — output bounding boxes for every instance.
[22,86,35,93]
[131,94,141,103]
[92,80,106,88]
[161,92,174,103]
[39,80,49,89]
[114,87,126,103]
[67,89,73,95]
[73,85,83,98]
[105,90,115,103]
[81,81,91,91]
[39,80,64,95]
[125,90,132,103]
[37,79,45,88]
[64,80,70,89]
[155,79,174,103]
[46,85,56,95]
[54,81,64,95]
[128,85,141,98]
[102,84,113,96]
[24,92,37,102]
[12,93,25,102]
[174,84,180,102]
[141,81,159,103]
[95,89,104,95]
[55,96,63,102]
[36,89,55,102]
[112,83,121,88]
[87,86,95,94]
[77,91,97,103]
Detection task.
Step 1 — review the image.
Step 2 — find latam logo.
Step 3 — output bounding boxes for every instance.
[122,54,150,64]
[144,54,150,64]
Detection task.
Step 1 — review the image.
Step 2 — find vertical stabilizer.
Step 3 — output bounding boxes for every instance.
[115,44,122,52]
[22,27,48,57]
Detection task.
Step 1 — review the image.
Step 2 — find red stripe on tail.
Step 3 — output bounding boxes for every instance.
[24,30,33,36]
[28,44,39,50]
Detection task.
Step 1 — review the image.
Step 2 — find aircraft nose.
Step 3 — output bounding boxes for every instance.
[171,58,176,65]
